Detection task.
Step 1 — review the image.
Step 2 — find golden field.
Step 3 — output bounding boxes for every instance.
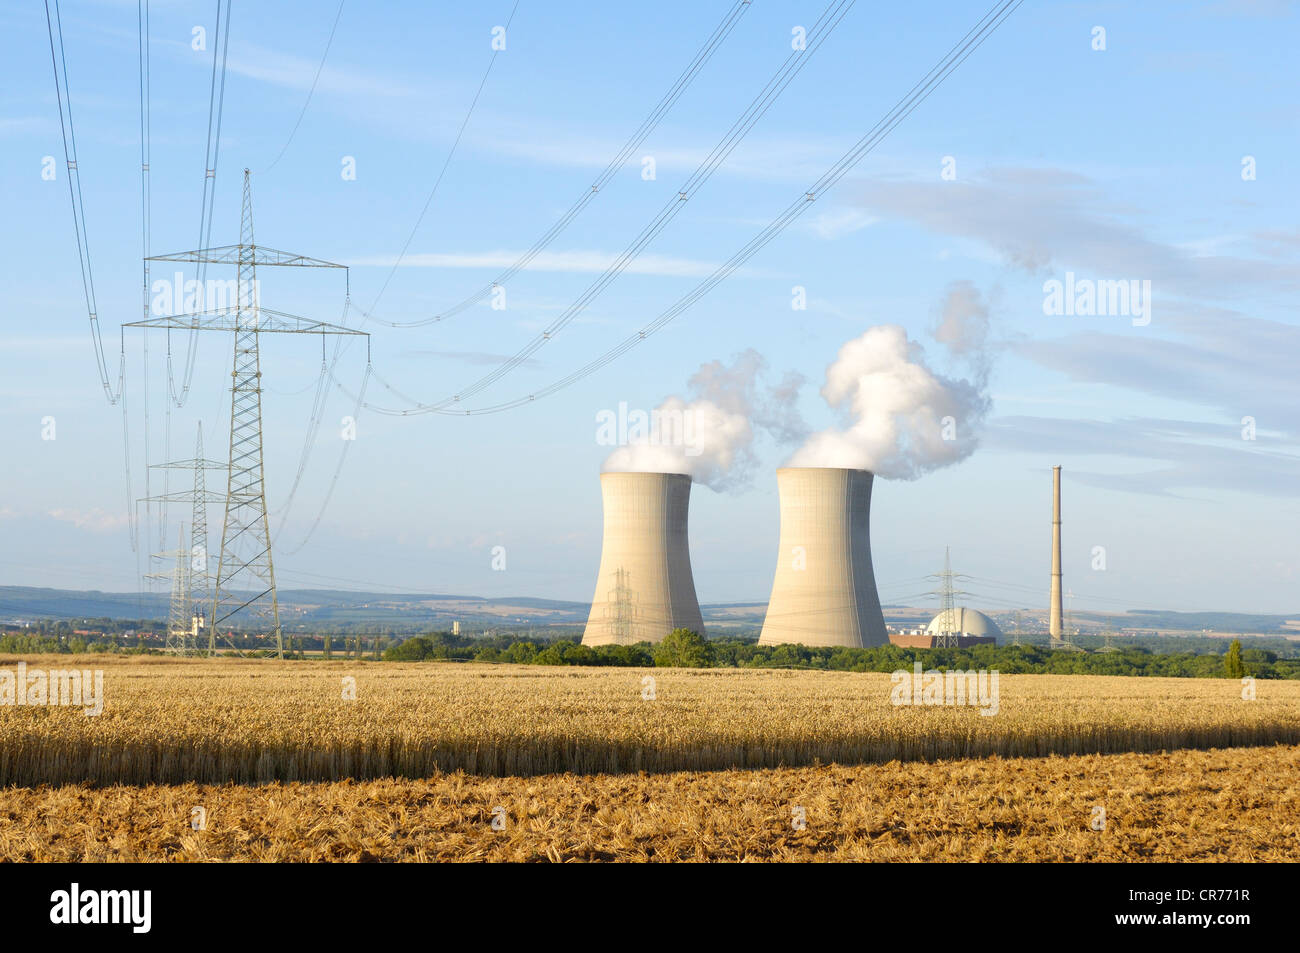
[2,745,1297,861]
[1,656,1297,785]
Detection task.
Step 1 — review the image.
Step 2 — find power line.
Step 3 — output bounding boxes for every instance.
[262,0,347,174]
[272,3,525,550]
[357,0,753,330]
[167,0,233,409]
[356,0,1022,417]
[364,0,524,318]
[44,0,124,405]
[278,1,751,555]
[277,365,373,555]
[360,0,859,414]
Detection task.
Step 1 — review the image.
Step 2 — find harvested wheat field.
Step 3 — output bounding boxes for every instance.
[1,656,1297,785]
[1,745,1297,861]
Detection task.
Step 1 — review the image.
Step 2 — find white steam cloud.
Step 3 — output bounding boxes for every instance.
[601,350,805,491]
[603,283,993,485]
[787,283,993,478]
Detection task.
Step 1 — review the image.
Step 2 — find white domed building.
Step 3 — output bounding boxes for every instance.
[889,606,1002,648]
[925,608,1003,642]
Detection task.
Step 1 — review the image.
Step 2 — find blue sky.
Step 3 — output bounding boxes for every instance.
[2,0,1297,615]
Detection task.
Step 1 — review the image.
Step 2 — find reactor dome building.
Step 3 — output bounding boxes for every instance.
[925,607,1003,641]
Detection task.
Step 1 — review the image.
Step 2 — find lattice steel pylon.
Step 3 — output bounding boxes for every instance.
[143,524,192,654]
[126,169,366,658]
[603,567,638,643]
[145,424,224,653]
[165,525,191,653]
[189,424,211,645]
[926,546,971,648]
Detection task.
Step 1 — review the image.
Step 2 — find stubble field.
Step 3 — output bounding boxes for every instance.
[2,745,1296,861]
[2,656,1297,861]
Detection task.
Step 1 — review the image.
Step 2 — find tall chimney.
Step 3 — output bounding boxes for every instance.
[582,471,705,645]
[758,467,888,648]
[1049,465,1063,641]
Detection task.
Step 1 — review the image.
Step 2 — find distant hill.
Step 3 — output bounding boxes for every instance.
[1120,609,1297,634]
[1,587,1293,635]
[0,586,589,627]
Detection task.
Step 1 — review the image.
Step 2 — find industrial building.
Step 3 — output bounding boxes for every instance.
[759,467,889,648]
[582,472,705,645]
[889,607,1001,648]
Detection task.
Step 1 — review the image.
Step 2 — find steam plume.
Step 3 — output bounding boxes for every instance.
[601,350,805,491]
[786,320,990,479]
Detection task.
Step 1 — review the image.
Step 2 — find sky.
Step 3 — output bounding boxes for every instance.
[1,0,1297,616]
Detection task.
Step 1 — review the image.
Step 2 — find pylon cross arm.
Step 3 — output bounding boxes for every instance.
[145,244,345,269]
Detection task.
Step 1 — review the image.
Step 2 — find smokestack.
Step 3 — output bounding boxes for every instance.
[759,467,888,648]
[1049,465,1063,640]
[582,472,705,645]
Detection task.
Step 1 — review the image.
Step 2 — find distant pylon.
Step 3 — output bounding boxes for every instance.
[141,424,225,655]
[165,525,191,653]
[144,525,193,654]
[604,567,637,644]
[189,425,212,654]
[927,546,969,648]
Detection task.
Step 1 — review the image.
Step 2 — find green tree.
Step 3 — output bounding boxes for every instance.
[1224,639,1245,679]
[653,628,714,668]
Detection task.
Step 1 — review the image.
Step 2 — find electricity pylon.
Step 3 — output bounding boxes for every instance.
[604,567,637,643]
[926,546,970,648]
[143,524,192,654]
[126,169,366,658]
[145,424,224,653]
[165,525,191,653]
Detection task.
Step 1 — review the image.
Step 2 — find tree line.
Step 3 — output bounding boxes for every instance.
[383,630,1300,679]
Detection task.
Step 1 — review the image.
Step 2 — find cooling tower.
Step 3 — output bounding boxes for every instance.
[582,471,705,645]
[759,467,888,648]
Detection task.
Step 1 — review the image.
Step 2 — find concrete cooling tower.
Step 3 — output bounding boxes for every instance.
[759,467,888,648]
[582,471,705,646]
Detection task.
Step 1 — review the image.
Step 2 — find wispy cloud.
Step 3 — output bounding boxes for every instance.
[395,349,543,368]
[0,117,53,137]
[845,166,1298,298]
[47,508,130,533]
[346,248,751,278]
[466,119,848,182]
[1014,304,1300,440]
[806,208,878,240]
[985,414,1300,497]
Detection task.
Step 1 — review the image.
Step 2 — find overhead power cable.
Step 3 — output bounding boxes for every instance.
[364,0,524,318]
[262,0,347,174]
[271,300,352,527]
[357,0,753,330]
[274,3,526,547]
[167,0,233,409]
[44,0,123,405]
[360,0,858,414]
[278,364,373,555]
[356,0,1023,417]
[279,3,750,546]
